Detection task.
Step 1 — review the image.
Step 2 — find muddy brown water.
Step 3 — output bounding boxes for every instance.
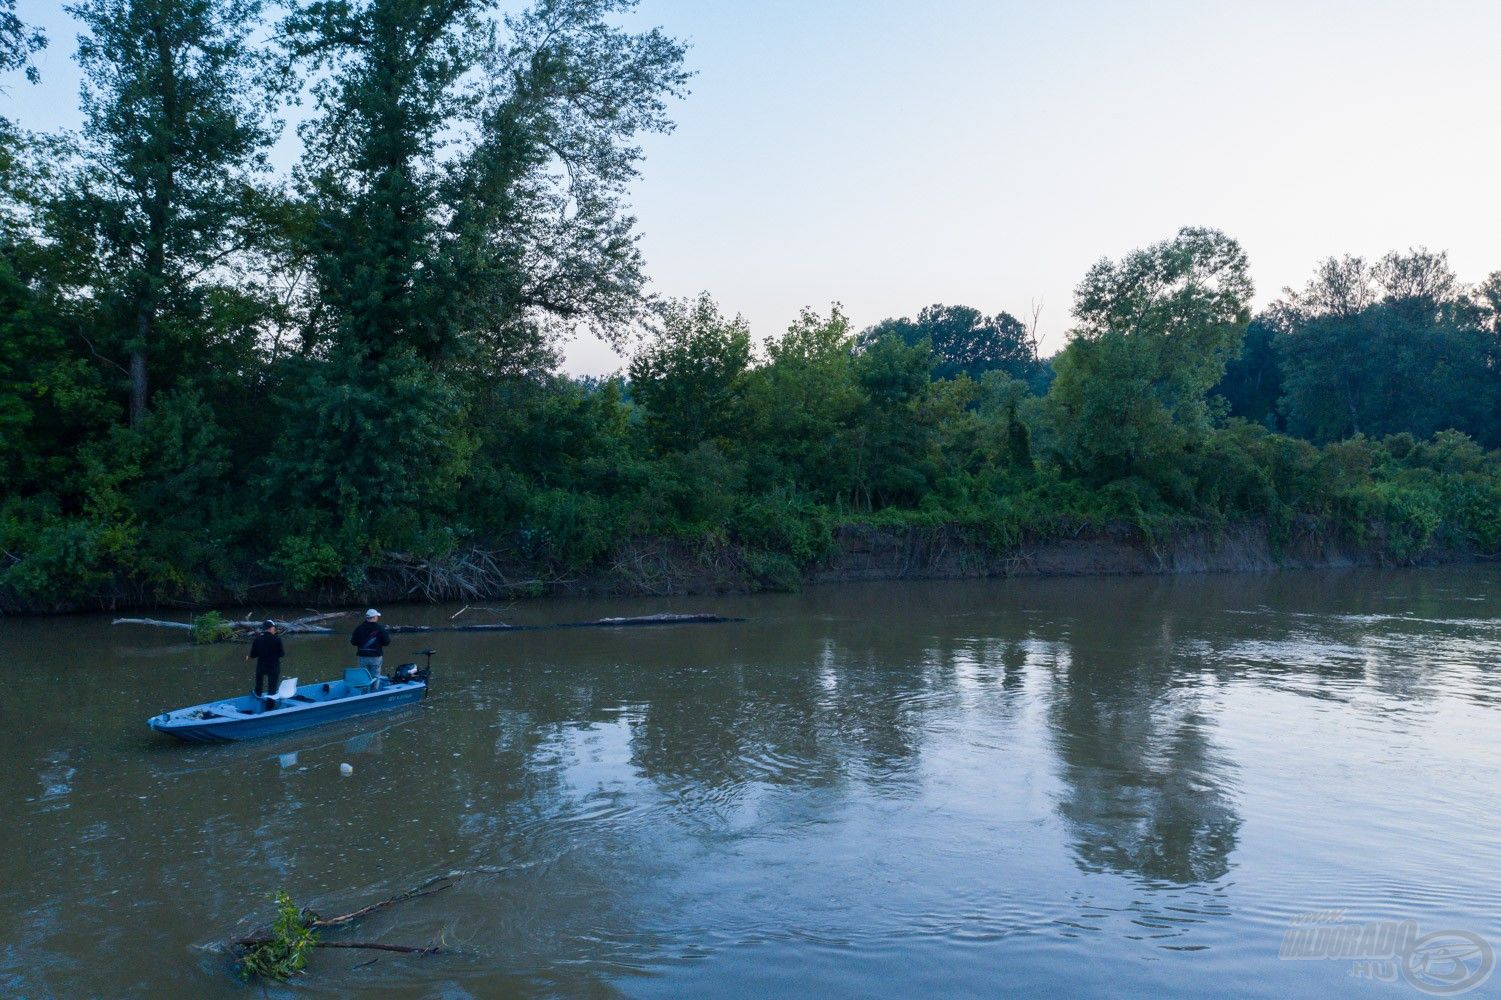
[4,568,1501,997]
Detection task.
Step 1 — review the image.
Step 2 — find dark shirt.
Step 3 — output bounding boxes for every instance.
[249,633,284,665]
[350,622,391,657]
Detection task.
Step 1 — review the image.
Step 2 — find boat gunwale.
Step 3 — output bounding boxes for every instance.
[149,676,428,732]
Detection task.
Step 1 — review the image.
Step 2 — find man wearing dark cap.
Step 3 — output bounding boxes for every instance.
[246,620,285,698]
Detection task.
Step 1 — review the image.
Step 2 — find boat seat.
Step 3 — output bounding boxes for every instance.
[265,678,299,703]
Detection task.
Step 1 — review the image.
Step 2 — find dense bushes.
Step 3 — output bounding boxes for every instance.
[6,253,1501,610]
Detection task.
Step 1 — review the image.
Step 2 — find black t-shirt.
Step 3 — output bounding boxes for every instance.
[350,622,391,656]
[249,633,284,665]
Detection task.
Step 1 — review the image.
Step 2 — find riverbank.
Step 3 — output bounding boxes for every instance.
[577,519,1481,595]
[6,517,1486,616]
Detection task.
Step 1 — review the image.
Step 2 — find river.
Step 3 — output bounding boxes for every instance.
[3,568,1499,998]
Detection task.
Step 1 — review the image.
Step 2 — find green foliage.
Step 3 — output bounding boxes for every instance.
[237,891,318,981]
[1213,317,1283,430]
[0,1,45,83]
[191,611,233,644]
[859,303,1048,389]
[850,331,937,509]
[1046,227,1252,494]
[282,0,690,367]
[732,306,863,500]
[732,492,834,565]
[1273,251,1501,445]
[270,536,345,593]
[629,294,752,454]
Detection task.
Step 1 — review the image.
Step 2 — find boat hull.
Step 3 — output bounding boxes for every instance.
[148,676,428,743]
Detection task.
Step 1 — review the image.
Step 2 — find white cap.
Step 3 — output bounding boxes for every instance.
[365,608,380,619]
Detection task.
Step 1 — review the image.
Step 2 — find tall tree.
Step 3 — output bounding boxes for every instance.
[65,0,279,426]
[282,0,690,368]
[1046,227,1252,485]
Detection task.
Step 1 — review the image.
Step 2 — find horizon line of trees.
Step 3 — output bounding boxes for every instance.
[3,1,1500,611]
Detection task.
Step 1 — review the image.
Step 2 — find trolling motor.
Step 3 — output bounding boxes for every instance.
[392,648,437,684]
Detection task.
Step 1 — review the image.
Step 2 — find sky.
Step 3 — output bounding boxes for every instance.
[9,0,1501,375]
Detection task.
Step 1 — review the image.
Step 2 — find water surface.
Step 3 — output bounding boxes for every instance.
[3,568,1500,997]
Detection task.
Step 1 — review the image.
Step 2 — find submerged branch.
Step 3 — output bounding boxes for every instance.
[308,879,457,929]
[234,938,441,956]
[232,877,461,979]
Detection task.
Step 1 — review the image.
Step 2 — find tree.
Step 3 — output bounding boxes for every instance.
[1275,250,1499,445]
[733,305,863,499]
[282,0,690,368]
[1045,227,1252,486]
[63,0,280,427]
[859,303,1046,387]
[1213,316,1283,429]
[850,330,936,508]
[628,293,750,454]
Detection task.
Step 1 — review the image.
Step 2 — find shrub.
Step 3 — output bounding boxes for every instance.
[191,611,233,644]
[238,891,318,981]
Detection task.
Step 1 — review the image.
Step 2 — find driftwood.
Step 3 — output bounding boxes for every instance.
[111,617,194,631]
[111,611,348,638]
[231,876,459,968]
[231,612,349,634]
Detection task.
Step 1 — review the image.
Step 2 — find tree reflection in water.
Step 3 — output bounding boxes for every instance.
[1045,588,1241,885]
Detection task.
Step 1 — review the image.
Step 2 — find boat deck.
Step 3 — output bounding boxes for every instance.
[149,674,428,742]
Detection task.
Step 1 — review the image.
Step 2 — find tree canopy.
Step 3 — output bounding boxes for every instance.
[860,303,1047,389]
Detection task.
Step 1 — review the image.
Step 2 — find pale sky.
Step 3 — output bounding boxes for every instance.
[11,1,1501,375]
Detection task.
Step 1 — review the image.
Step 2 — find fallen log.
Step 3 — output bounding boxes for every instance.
[227,612,348,634]
[111,617,193,631]
[112,611,346,638]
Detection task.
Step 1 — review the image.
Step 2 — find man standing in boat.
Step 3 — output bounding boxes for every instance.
[246,620,284,698]
[351,608,391,679]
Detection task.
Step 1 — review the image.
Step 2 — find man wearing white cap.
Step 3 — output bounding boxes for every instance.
[350,608,391,679]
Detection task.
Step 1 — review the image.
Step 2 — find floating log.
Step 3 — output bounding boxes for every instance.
[111,617,194,631]
[233,611,349,634]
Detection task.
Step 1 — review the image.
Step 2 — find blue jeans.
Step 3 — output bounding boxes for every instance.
[357,656,383,676]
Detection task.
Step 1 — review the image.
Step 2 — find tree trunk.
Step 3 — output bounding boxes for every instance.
[129,344,148,429]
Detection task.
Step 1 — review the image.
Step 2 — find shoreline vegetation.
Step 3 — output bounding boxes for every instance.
[4,5,1501,616]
